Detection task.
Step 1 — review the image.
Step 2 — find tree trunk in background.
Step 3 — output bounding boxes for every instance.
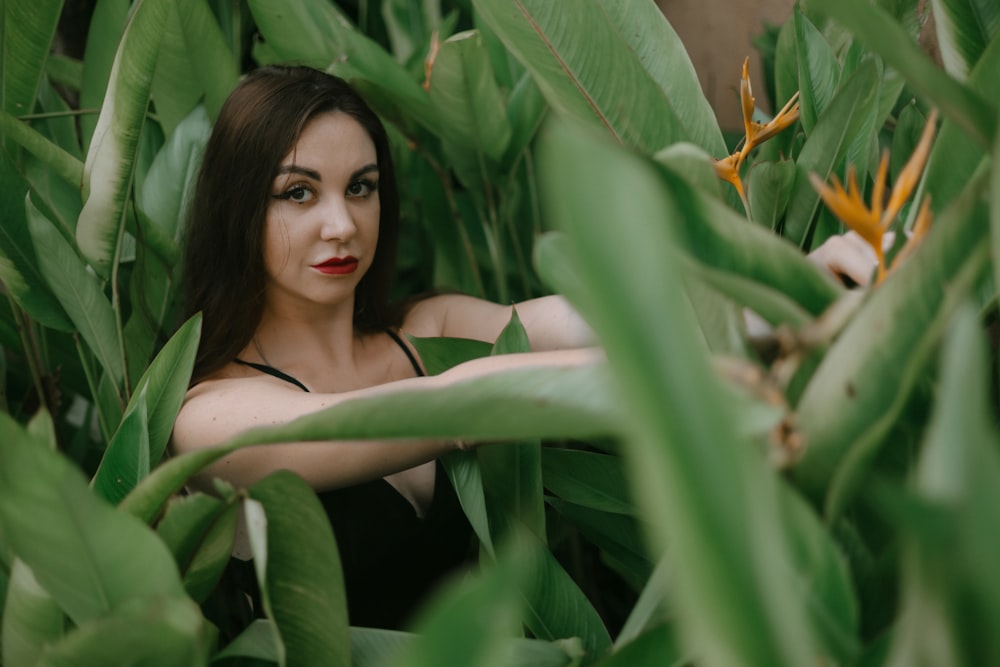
[657,0,795,131]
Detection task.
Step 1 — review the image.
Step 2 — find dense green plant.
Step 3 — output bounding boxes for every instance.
[0,0,998,665]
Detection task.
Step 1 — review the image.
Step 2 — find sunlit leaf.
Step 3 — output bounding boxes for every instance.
[77,0,170,275]
[472,0,724,156]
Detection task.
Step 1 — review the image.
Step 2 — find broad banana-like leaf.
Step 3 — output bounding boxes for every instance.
[812,0,996,149]
[150,0,237,134]
[120,361,617,528]
[2,0,63,116]
[248,471,351,667]
[0,412,186,626]
[155,495,237,603]
[921,30,1000,215]
[428,30,512,161]
[441,450,495,556]
[214,619,281,663]
[26,195,124,389]
[793,163,992,506]
[77,0,170,275]
[931,0,1000,80]
[794,7,841,135]
[749,160,797,231]
[123,313,201,465]
[538,119,822,665]
[78,0,130,152]
[248,0,438,133]
[32,595,208,667]
[473,0,725,156]
[598,625,686,667]
[90,387,150,504]
[541,449,632,515]
[479,310,546,541]
[783,60,881,247]
[885,306,1000,666]
[0,152,74,331]
[1,559,65,667]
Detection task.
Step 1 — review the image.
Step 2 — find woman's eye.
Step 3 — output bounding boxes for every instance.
[346,179,377,199]
[273,184,314,204]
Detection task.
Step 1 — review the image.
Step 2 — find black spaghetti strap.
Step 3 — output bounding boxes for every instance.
[233,358,310,392]
[385,329,425,377]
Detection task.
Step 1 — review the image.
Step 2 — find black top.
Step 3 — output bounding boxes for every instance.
[234,330,475,629]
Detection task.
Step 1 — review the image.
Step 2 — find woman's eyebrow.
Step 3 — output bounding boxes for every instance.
[275,165,321,180]
[351,163,379,180]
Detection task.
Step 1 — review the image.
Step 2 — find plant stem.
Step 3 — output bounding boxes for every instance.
[423,151,486,297]
[18,108,101,121]
[7,298,50,416]
[75,333,112,441]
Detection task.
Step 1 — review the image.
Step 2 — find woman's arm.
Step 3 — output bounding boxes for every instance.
[404,293,595,351]
[172,347,602,491]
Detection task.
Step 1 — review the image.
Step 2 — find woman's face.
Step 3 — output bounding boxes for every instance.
[262,111,380,315]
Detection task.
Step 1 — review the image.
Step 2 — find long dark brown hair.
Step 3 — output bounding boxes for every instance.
[182,66,401,383]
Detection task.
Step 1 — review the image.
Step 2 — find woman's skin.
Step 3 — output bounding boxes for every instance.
[172,111,879,517]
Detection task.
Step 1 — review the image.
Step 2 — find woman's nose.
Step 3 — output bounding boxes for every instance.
[319,198,356,241]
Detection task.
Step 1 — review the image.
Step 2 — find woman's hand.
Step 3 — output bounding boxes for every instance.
[807,230,893,287]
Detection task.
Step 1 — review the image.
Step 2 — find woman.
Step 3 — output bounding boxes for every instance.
[173,65,876,629]
[173,65,597,629]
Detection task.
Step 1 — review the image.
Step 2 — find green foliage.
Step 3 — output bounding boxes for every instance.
[0,0,998,665]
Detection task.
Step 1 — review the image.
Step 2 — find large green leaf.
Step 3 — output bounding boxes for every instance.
[122,313,202,466]
[1,0,63,116]
[442,450,496,557]
[227,363,617,447]
[428,30,511,161]
[77,0,170,275]
[930,0,1000,80]
[90,387,150,504]
[538,119,823,665]
[34,595,208,667]
[0,412,186,626]
[793,163,992,505]
[0,150,73,331]
[2,559,65,667]
[479,309,546,541]
[884,306,1000,665]
[150,0,237,134]
[921,29,1000,214]
[794,7,841,135]
[156,493,237,603]
[541,449,631,515]
[812,0,996,149]
[248,0,438,132]
[782,59,881,247]
[248,471,351,667]
[25,195,124,388]
[517,531,612,662]
[78,0,130,153]
[472,0,724,156]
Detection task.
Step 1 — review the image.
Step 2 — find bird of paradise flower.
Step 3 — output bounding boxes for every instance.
[810,109,938,284]
[714,57,801,216]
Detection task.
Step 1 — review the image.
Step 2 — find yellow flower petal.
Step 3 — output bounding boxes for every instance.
[883,109,938,224]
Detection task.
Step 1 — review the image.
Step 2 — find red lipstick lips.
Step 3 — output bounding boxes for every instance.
[313,256,359,275]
